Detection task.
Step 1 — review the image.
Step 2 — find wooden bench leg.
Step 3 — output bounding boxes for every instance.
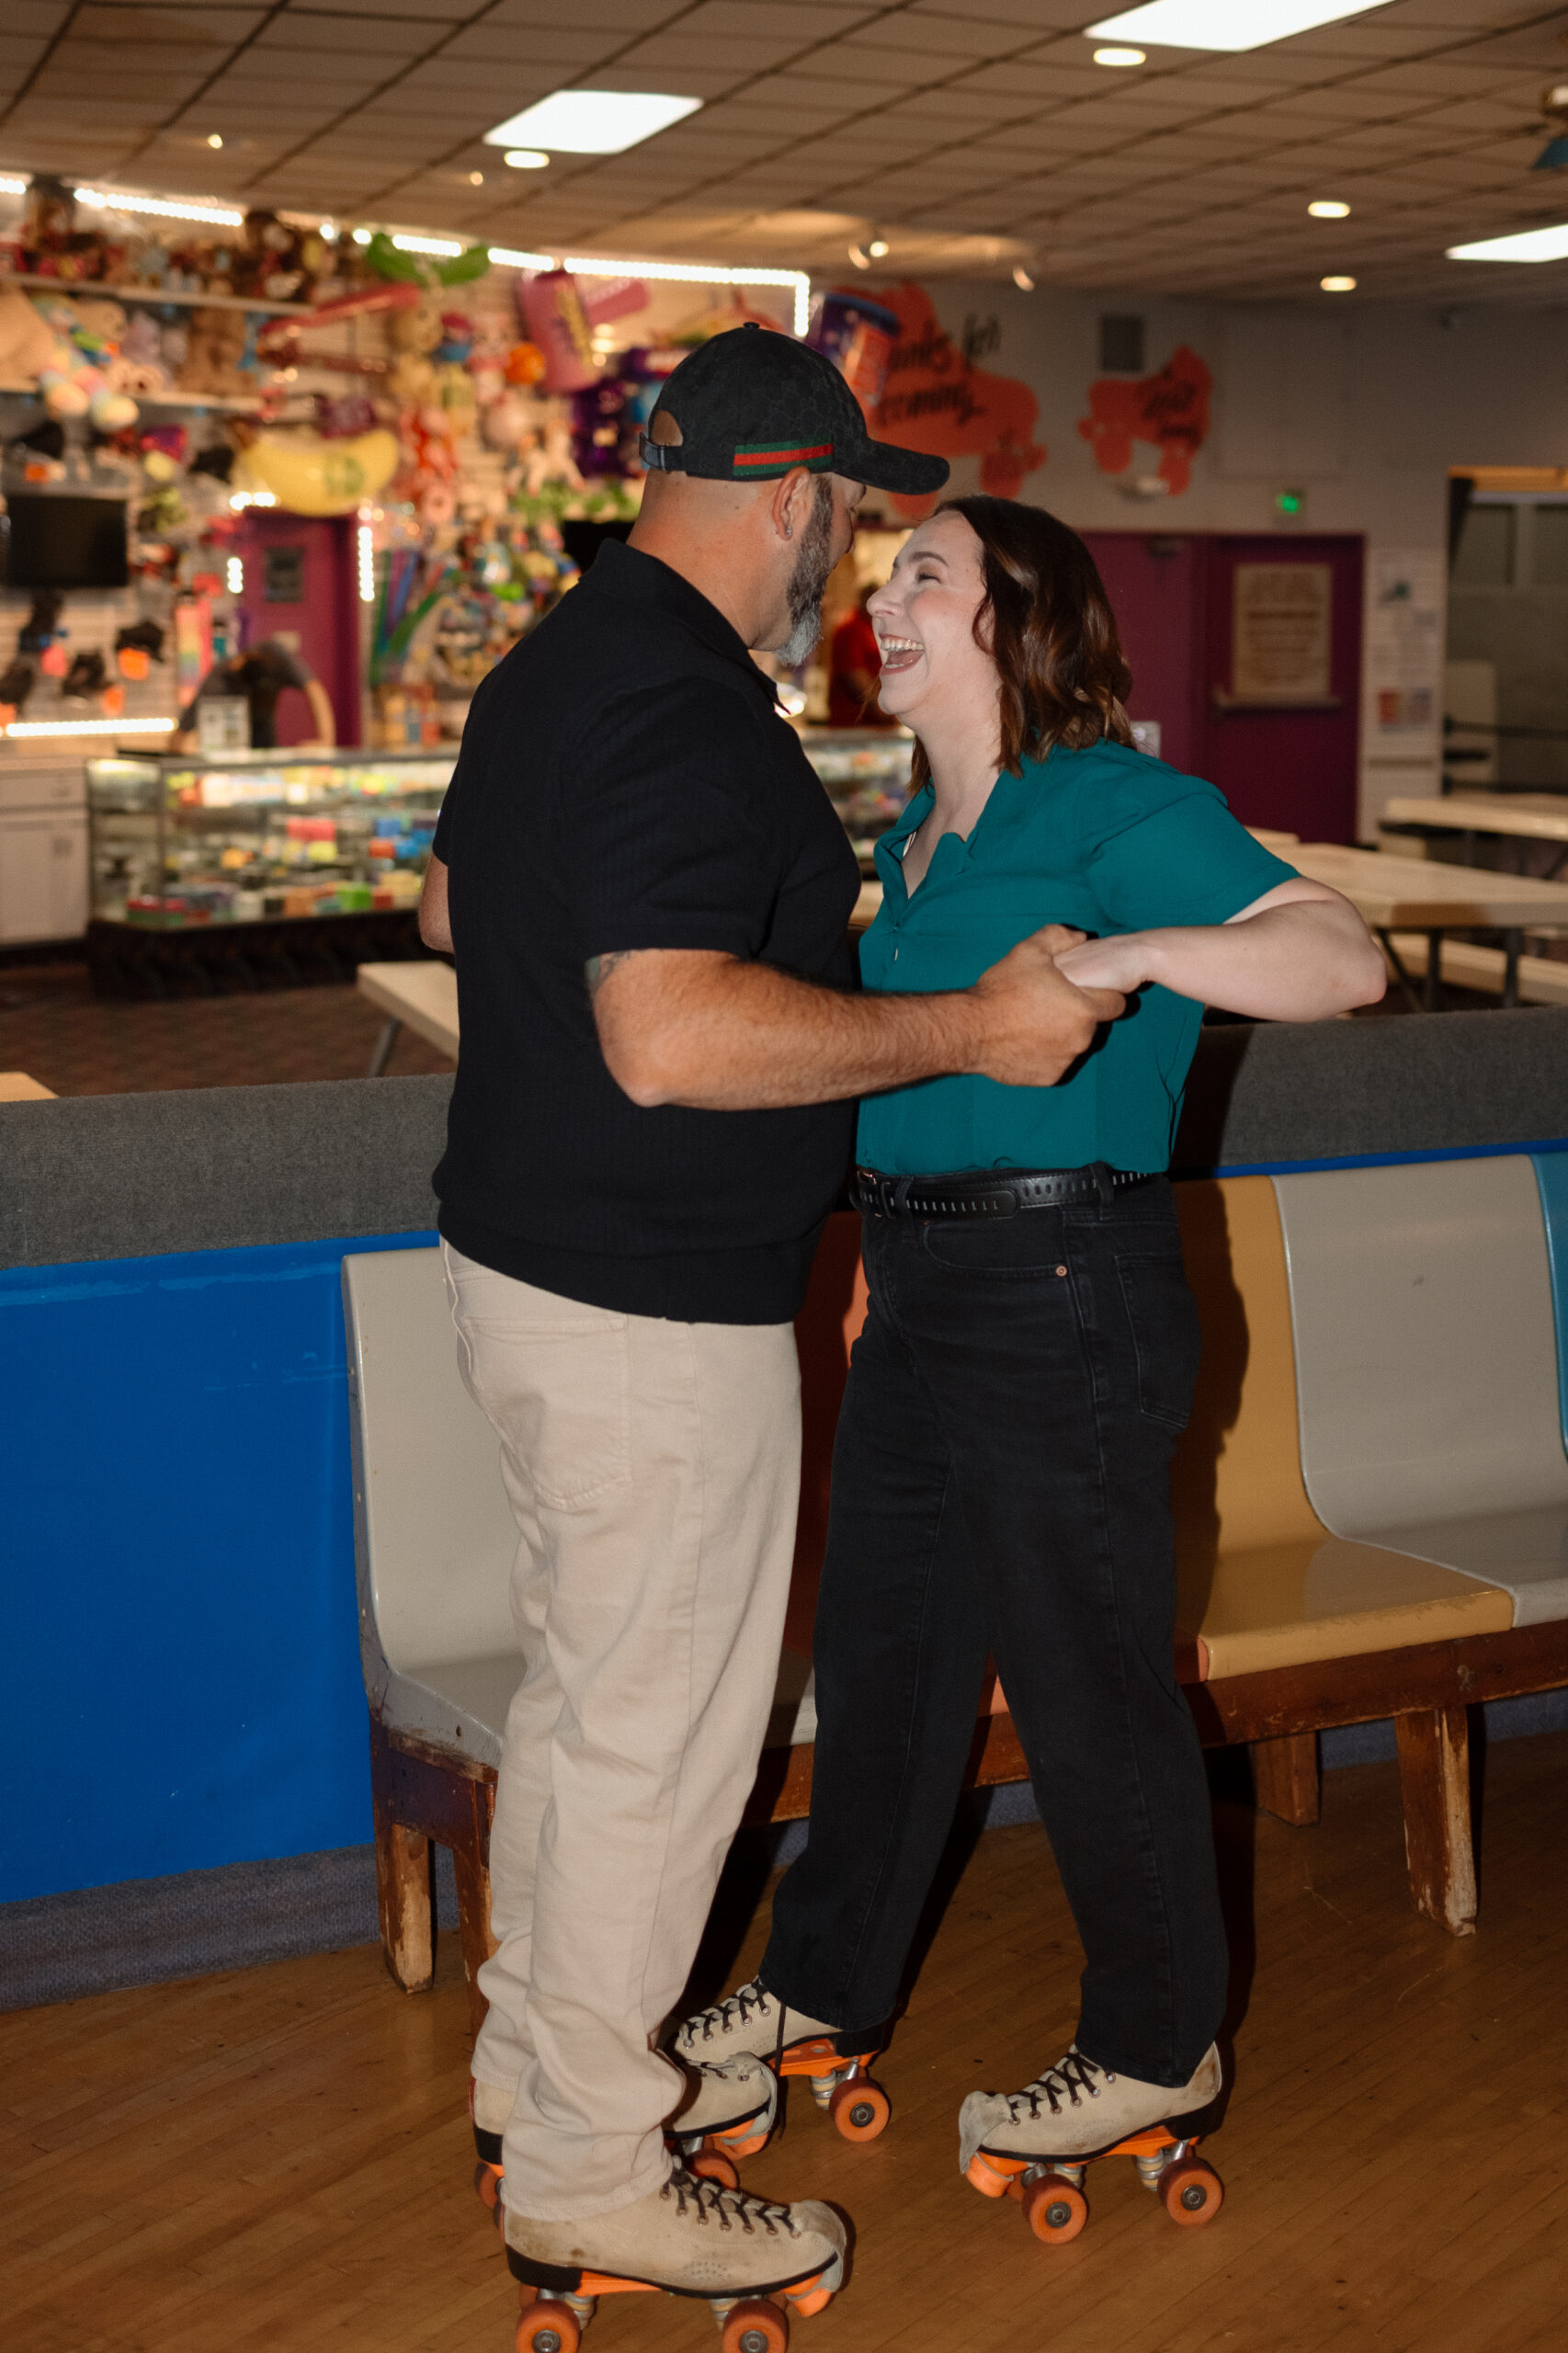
[1251,1732,1321,1825]
[369,1712,435,1993]
[451,1778,499,2038]
[1395,1706,1477,1937]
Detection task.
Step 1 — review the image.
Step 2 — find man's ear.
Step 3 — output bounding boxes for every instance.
[768,465,815,543]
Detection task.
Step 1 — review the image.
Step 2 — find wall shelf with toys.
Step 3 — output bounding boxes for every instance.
[0,380,265,413]
[3,274,313,318]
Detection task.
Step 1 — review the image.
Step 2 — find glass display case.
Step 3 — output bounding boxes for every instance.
[798,729,915,868]
[86,746,455,931]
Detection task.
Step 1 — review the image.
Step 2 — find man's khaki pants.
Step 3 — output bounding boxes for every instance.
[443,1243,801,2222]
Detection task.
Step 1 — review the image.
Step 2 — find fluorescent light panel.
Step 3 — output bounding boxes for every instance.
[6,717,178,738]
[1448,222,1568,263]
[484,90,701,154]
[1087,0,1393,52]
[74,186,244,226]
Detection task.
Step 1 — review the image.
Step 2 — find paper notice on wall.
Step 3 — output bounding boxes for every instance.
[1232,563,1333,701]
[1364,550,1444,738]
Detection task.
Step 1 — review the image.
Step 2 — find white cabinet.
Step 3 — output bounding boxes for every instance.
[0,767,89,943]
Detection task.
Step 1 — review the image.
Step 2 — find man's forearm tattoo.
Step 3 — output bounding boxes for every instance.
[585,951,634,996]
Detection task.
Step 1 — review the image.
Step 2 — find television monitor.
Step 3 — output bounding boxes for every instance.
[2,494,130,589]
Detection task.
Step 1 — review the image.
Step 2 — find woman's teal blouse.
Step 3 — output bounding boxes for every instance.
[856,740,1298,1177]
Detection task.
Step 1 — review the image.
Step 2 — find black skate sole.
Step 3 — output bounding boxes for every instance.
[506,2244,830,2300]
[473,2122,504,2166]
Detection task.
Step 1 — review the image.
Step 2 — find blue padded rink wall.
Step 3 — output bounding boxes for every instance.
[5,1019,1568,1995]
[0,1232,431,1904]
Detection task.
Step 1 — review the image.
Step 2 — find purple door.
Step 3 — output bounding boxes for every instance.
[1082,531,1204,776]
[1194,535,1363,845]
[1082,529,1363,845]
[230,512,361,746]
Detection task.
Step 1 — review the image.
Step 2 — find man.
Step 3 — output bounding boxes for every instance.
[418,324,1121,2322]
[826,581,895,727]
[175,633,335,750]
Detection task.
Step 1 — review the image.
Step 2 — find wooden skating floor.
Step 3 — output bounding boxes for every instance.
[6,1733,1567,2353]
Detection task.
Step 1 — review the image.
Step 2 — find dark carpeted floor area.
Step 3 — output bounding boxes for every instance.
[0,959,456,1096]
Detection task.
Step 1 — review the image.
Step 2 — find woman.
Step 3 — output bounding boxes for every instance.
[676,498,1383,2187]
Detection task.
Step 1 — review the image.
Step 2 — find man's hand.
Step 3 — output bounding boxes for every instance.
[966,925,1125,1086]
[588,921,1123,1111]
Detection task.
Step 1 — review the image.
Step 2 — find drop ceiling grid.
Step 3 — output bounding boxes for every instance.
[0,0,1562,303]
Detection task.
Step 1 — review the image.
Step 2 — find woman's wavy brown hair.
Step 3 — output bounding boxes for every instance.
[907,494,1134,794]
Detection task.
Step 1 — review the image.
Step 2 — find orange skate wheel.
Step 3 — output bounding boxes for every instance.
[721,2297,789,2353]
[688,2148,740,2190]
[1022,2173,1089,2245]
[785,2275,833,2319]
[829,2077,890,2143]
[1161,2157,1223,2228]
[711,2122,771,2161]
[965,2150,1020,2199]
[517,2299,581,2353]
[473,2160,502,2210]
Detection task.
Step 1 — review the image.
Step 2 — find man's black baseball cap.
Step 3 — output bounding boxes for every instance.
[642,323,949,496]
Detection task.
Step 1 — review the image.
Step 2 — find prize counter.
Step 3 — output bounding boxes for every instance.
[84,730,915,995]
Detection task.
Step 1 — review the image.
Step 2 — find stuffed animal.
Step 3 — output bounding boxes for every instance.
[386,301,443,404]
[176,306,251,397]
[28,294,139,428]
[0,285,61,384]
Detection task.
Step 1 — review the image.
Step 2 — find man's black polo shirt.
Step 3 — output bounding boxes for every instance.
[431,539,861,1324]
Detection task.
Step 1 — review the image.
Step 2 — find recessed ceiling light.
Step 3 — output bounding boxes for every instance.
[1094,46,1146,65]
[504,149,550,170]
[393,234,463,257]
[484,90,700,154]
[352,228,371,245]
[1448,222,1568,262]
[206,133,223,150]
[848,244,871,268]
[1013,266,1036,290]
[468,171,484,185]
[1321,274,1357,291]
[867,237,890,258]
[1087,0,1394,54]
[1309,199,1350,218]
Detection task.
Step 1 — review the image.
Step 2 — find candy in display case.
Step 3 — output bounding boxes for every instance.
[798,728,914,868]
[85,745,454,994]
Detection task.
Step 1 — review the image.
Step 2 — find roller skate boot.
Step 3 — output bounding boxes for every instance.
[502,2165,848,2353]
[673,1978,890,2158]
[960,2043,1223,2244]
[472,2057,776,2211]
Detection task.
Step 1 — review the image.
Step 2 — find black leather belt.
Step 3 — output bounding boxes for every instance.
[855,1165,1157,1220]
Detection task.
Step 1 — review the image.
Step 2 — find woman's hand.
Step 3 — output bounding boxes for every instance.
[1054,932,1158,996]
[1057,881,1385,1022]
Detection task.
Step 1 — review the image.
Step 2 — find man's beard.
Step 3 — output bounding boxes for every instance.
[776,480,836,667]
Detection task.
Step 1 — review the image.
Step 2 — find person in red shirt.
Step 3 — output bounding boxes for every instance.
[827,583,896,726]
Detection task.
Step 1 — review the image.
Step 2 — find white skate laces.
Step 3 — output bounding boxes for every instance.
[1009,2049,1114,2123]
[663,2165,798,2237]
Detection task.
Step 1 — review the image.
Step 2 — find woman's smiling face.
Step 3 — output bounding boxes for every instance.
[867,508,994,731]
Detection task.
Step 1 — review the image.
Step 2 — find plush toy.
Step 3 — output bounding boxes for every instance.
[0,285,62,384]
[28,294,139,428]
[232,426,400,514]
[386,301,443,404]
[176,306,251,397]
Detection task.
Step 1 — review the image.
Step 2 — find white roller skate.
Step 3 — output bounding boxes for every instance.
[502,2164,847,2353]
[960,2043,1224,2245]
[672,1977,890,2161]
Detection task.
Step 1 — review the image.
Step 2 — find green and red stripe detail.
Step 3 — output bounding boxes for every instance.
[732,440,835,475]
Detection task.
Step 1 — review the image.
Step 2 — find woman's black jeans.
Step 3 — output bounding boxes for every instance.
[760,1172,1230,2088]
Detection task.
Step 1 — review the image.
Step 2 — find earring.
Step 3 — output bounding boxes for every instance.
[784,523,793,539]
